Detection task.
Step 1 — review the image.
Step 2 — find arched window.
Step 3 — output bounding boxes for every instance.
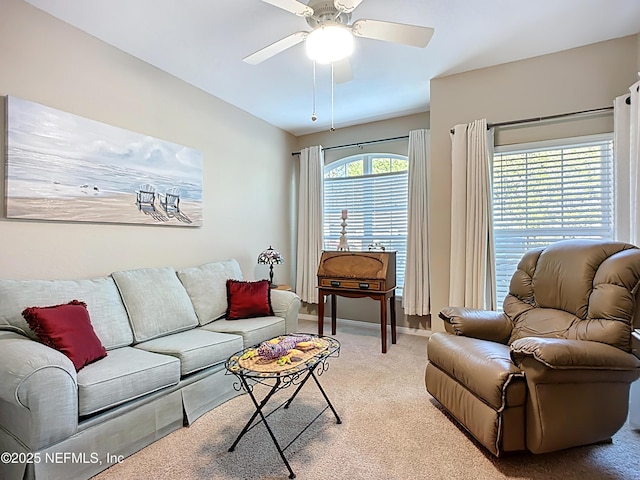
[324,153,408,294]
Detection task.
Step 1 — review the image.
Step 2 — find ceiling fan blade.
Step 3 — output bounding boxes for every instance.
[352,19,434,48]
[243,31,308,65]
[333,58,353,84]
[334,0,364,14]
[260,0,314,17]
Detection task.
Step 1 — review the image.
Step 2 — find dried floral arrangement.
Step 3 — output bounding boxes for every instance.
[237,334,328,372]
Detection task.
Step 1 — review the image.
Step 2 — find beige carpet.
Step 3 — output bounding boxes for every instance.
[93,319,640,480]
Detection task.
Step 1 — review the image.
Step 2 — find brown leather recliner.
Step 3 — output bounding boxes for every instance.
[426,239,640,456]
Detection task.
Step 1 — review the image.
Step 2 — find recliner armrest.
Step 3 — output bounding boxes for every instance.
[439,306,512,343]
[510,337,640,454]
[510,337,640,371]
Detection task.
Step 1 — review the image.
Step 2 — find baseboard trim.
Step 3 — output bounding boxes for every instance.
[298,313,432,338]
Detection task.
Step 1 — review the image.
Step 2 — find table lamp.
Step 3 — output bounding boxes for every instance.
[257,245,284,288]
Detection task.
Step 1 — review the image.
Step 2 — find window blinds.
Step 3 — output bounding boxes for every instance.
[323,171,408,294]
[492,136,614,305]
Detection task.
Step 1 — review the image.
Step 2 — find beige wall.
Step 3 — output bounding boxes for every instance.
[0,0,297,283]
[429,34,639,332]
[295,112,430,330]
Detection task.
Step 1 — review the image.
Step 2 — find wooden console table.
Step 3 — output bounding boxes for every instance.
[316,251,397,353]
[318,287,396,353]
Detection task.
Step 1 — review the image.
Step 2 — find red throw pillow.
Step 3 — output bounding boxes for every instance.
[226,279,274,320]
[22,300,107,371]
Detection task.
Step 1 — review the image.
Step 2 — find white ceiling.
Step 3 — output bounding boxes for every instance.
[25,0,640,136]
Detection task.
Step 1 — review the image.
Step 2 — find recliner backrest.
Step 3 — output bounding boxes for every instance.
[504,239,640,351]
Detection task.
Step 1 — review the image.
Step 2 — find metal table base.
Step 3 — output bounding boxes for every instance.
[226,336,341,479]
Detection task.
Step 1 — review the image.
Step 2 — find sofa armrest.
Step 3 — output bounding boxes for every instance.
[439,307,512,343]
[270,289,301,333]
[0,332,78,450]
[510,337,640,383]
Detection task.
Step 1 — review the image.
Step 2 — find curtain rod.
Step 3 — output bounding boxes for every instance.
[291,134,409,156]
[449,106,614,134]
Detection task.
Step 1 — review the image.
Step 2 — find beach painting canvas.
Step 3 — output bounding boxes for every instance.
[5,96,203,226]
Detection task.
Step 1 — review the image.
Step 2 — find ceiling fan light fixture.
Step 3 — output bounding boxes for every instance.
[305,23,354,64]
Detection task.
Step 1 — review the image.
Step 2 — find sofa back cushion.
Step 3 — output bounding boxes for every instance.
[176,259,243,325]
[505,239,640,351]
[0,277,133,349]
[112,267,198,343]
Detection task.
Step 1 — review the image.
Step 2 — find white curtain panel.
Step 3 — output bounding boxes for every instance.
[631,81,640,247]
[449,119,497,310]
[614,93,631,242]
[614,80,640,245]
[403,129,431,316]
[614,79,640,430]
[295,145,324,304]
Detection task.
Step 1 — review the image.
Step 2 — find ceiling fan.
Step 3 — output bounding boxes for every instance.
[244,0,434,82]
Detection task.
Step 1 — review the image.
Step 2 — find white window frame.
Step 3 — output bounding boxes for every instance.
[323,153,408,295]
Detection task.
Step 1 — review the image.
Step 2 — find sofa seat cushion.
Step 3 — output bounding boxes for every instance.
[77,346,180,417]
[134,330,243,376]
[428,332,526,410]
[111,267,199,343]
[176,260,243,326]
[202,316,285,347]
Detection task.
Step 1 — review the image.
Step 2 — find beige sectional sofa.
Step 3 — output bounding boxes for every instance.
[0,259,300,480]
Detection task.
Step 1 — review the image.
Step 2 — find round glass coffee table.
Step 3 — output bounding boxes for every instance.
[225,333,341,479]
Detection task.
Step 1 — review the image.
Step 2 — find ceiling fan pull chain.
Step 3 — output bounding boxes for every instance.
[331,62,335,131]
[311,61,317,122]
